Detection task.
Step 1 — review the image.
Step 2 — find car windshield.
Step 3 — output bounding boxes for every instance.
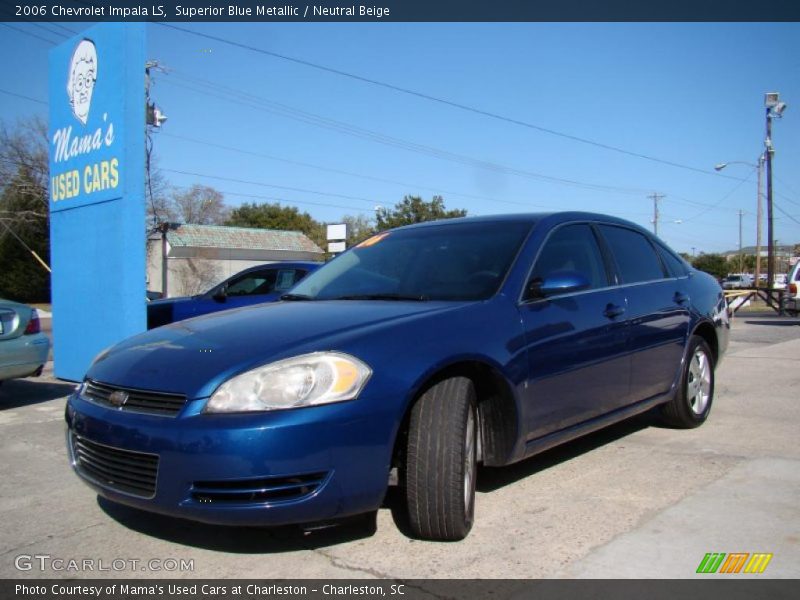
[290,220,534,301]
[725,276,742,282]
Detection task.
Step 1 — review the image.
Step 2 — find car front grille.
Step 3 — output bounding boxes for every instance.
[82,379,187,417]
[191,472,328,505]
[70,434,159,498]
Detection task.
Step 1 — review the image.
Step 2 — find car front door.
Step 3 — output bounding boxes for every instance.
[518,223,630,440]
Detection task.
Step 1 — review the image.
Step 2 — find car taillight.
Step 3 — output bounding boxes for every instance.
[790,283,798,296]
[24,309,41,334]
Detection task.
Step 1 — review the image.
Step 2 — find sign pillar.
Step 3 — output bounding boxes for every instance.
[48,24,146,381]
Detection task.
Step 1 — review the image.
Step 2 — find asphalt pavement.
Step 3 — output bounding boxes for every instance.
[1,312,798,579]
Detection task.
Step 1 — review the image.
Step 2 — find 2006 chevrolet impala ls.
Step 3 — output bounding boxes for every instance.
[66,213,728,540]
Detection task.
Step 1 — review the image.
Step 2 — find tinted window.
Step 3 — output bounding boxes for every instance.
[291,221,534,301]
[656,244,688,278]
[226,269,278,296]
[599,225,666,284]
[275,269,305,291]
[529,224,608,291]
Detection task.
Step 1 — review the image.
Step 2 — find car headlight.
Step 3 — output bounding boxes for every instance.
[204,352,372,413]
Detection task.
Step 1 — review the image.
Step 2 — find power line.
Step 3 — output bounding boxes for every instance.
[774,202,800,227]
[162,74,652,196]
[681,168,756,223]
[29,22,70,41]
[158,23,745,180]
[162,168,381,205]
[0,89,48,105]
[171,185,368,214]
[162,131,555,210]
[0,23,59,45]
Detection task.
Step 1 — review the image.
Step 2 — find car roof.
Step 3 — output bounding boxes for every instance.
[393,211,651,234]
[233,261,323,275]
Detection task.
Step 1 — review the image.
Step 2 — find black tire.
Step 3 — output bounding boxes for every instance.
[660,335,715,428]
[405,376,478,541]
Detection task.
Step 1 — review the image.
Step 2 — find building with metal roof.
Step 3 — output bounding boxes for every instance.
[147,224,325,298]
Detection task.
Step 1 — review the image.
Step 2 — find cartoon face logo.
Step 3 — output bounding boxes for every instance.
[67,39,97,125]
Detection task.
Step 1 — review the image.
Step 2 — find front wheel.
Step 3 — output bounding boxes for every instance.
[660,335,715,428]
[405,376,477,541]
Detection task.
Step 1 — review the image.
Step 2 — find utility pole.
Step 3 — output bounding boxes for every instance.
[649,193,665,236]
[156,222,171,298]
[766,110,775,292]
[763,92,787,296]
[738,209,744,274]
[755,153,764,287]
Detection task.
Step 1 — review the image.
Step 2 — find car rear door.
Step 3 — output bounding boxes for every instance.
[596,225,691,404]
[518,223,630,439]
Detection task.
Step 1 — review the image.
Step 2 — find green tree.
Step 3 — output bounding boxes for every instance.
[375,195,467,231]
[0,118,50,302]
[225,202,326,249]
[691,253,728,280]
[341,214,376,246]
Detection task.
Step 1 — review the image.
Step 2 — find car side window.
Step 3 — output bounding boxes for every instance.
[528,224,608,294]
[656,244,688,278]
[226,270,278,296]
[598,225,667,284]
[275,269,304,292]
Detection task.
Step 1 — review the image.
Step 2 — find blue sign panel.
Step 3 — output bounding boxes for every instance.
[49,23,146,381]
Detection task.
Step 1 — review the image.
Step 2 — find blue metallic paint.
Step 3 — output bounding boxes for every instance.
[66,212,729,527]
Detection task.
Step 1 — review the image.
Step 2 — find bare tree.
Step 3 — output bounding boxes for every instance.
[171,185,229,225]
[172,258,221,296]
[0,117,49,225]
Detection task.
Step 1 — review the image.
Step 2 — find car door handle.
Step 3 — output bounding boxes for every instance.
[674,292,689,305]
[603,304,626,319]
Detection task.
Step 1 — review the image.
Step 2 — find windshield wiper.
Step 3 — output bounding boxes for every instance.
[280,293,315,301]
[331,293,429,301]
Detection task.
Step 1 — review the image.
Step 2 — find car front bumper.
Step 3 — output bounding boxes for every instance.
[65,390,397,526]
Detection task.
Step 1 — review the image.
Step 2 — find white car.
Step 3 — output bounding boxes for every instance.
[722,274,753,289]
[0,299,50,383]
[784,263,800,316]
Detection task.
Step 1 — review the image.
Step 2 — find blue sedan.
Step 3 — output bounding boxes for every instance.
[146,261,321,328]
[66,213,728,540]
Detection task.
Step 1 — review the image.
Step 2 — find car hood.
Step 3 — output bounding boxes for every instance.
[88,300,470,398]
[147,295,195,308]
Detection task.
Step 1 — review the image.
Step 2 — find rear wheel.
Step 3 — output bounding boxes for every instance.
[405,376,477,541]
[660,335,715,428]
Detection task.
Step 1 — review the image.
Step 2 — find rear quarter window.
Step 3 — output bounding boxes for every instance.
[656,243,689,278]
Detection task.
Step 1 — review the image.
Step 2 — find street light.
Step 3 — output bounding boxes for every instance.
[715,156,765,284]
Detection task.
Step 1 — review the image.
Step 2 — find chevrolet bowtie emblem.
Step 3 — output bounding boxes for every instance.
[108,390,129,408]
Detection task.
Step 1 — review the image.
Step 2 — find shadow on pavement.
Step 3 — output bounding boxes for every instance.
[383,411,653,538]
[0,376,75,409]
[476,412,653,493]
[98,497,378,552]
[743,319,799,327]
[100,411,654,547]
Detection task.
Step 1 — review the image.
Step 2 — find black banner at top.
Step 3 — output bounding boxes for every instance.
[2,0,800,22]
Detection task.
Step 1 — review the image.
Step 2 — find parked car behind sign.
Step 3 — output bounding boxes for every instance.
[66,213,728,540]
[0,299,50,384]
[146,261,321,328]
[722,273,753,289]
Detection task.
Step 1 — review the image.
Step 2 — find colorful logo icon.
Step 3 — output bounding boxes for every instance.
[696,552,773,574]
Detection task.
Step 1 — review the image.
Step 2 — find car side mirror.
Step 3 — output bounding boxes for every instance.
[212,285,228,303]
[527,271,591,299]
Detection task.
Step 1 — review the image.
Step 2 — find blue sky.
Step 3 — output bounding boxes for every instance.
[2,22,799,255]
